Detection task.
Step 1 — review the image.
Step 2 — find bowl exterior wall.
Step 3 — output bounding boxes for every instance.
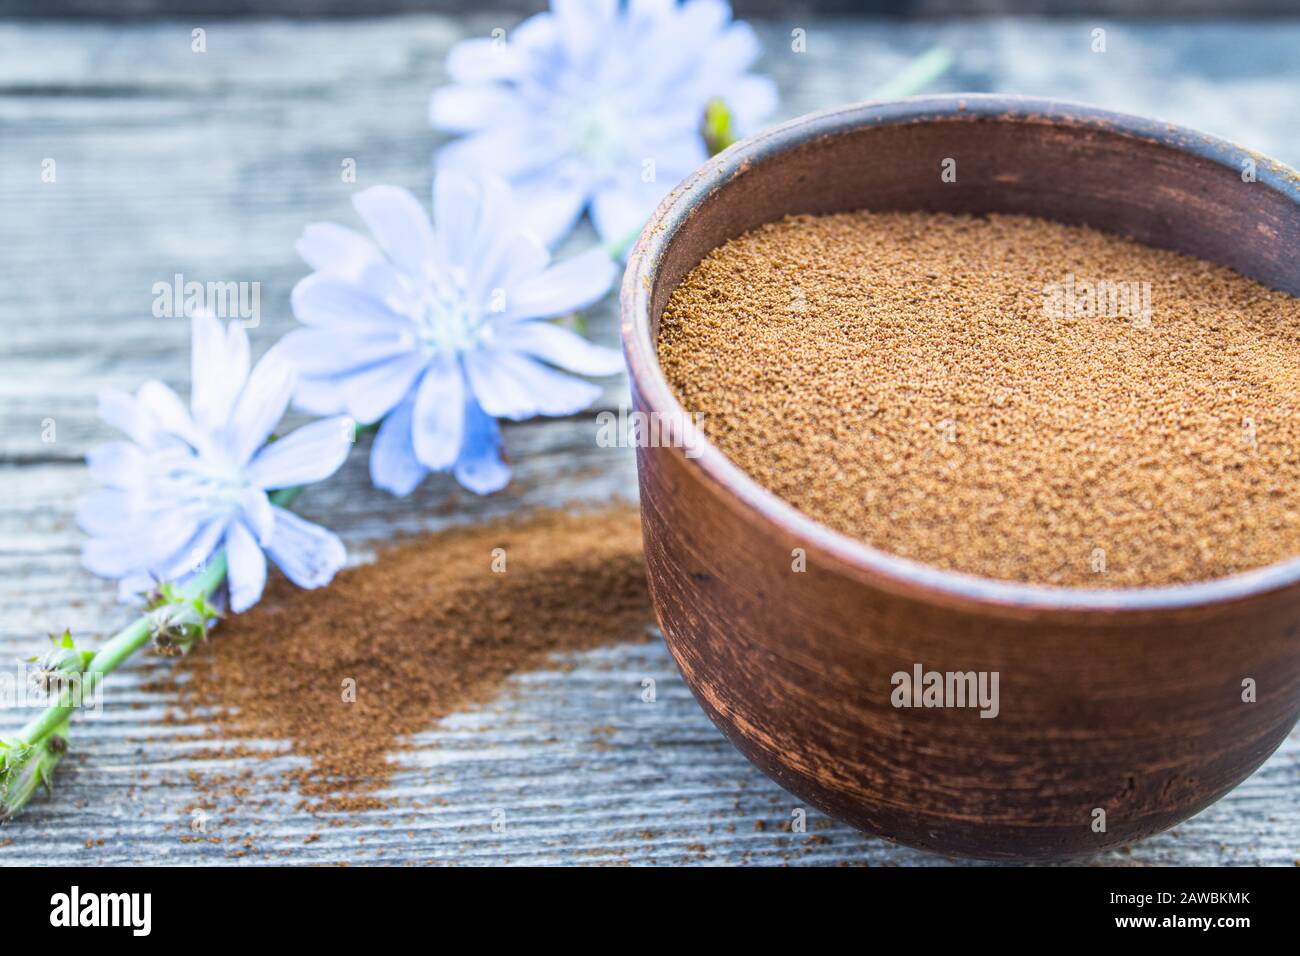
[636,420,1300,860]
[625,97,1300,861]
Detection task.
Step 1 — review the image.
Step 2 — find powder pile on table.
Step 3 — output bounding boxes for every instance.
[169,507,651,812]
[658,211,1300,587]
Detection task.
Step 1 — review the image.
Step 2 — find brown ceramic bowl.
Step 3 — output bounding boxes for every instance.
[619,94,1300,861]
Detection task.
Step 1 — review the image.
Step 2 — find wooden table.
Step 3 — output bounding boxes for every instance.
[2,13,1297,866]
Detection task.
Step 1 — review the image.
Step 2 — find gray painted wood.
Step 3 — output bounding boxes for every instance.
[2,14,1299,865]
[5,3,1298,22]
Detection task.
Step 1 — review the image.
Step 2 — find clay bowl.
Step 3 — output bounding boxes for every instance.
[619,94,1300,861]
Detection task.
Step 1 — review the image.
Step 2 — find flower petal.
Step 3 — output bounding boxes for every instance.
[591,184,658,252]
[290,273,408,332]
[553,0,618,65]
[666,0,729,37]
[411,359,465,471]
[81,512,201,579]
[430,84,527,133]
[86,441,147,489]
[501,248,616,321]
[225,519,268,613]
[81,530,146,574]
[444,35,530,85]
[223,349,297,466]
[191,314,249,434]
[504,321,624,377]
[277,327,413,378]
[472,231,551,309]
[340,352,427,425]
[247,416,355,490]
[292,372,350,417]
[467,173,525,268]
[433,171,525,281]
[153,517,229,582]
[76,488,149,537]
[296,222,382,276]
[97,387,163,448]
[239,487,274,546]
[352,185,438,284]
[464,350,602,420]
[698,20,765,85]
[454,398,511,495]
[369,391,428,496]
[724,73,778,135]
[136,379,203,449]
[461,349,538,420]
[115,571,157,605]
[188,311,225,428]
[266,506,346,590]
[511,175,590,249]
[433,169,480,274]
[435,124,564,185]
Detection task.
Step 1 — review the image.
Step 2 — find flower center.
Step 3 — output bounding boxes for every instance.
[570,96,628,171]
[155,451,250,517]
[411,286,492,358]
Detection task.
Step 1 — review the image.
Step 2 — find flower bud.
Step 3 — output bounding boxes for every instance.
[0,739,59,822]
[25,631,88,695]
[148,599,216,655]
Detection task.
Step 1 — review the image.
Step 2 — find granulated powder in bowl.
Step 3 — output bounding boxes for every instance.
[657,211,1300,587]
[169,507,651,812]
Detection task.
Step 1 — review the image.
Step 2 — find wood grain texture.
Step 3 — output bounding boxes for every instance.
[2,14,1299,865]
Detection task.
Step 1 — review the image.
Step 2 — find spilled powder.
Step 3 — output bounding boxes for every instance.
[658,211,1300,587]
[169,507,651,812]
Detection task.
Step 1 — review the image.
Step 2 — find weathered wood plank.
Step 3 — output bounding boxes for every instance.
[3,18,1298,459]
[5,2,1298,22]
[2,630,1297,866]
[2,15,1299,865]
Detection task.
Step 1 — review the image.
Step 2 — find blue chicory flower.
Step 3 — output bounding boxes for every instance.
[279,171,623,498]
[78,314,353,612]
[430,0,777,248]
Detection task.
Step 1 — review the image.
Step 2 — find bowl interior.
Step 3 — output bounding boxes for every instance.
[627,95,1300,612]
[645,96,1300,342]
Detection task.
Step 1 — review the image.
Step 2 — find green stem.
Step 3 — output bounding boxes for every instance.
[604,224,643,261]
[869,46,953,100]
[13,554,226,750]
[0,715,70,819]
[12,485,304,752]
[3,341,375,818]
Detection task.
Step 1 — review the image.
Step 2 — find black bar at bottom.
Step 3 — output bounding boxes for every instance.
[0,864,1286,940]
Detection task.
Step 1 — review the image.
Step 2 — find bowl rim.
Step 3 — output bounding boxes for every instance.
[620,92,1300,614]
